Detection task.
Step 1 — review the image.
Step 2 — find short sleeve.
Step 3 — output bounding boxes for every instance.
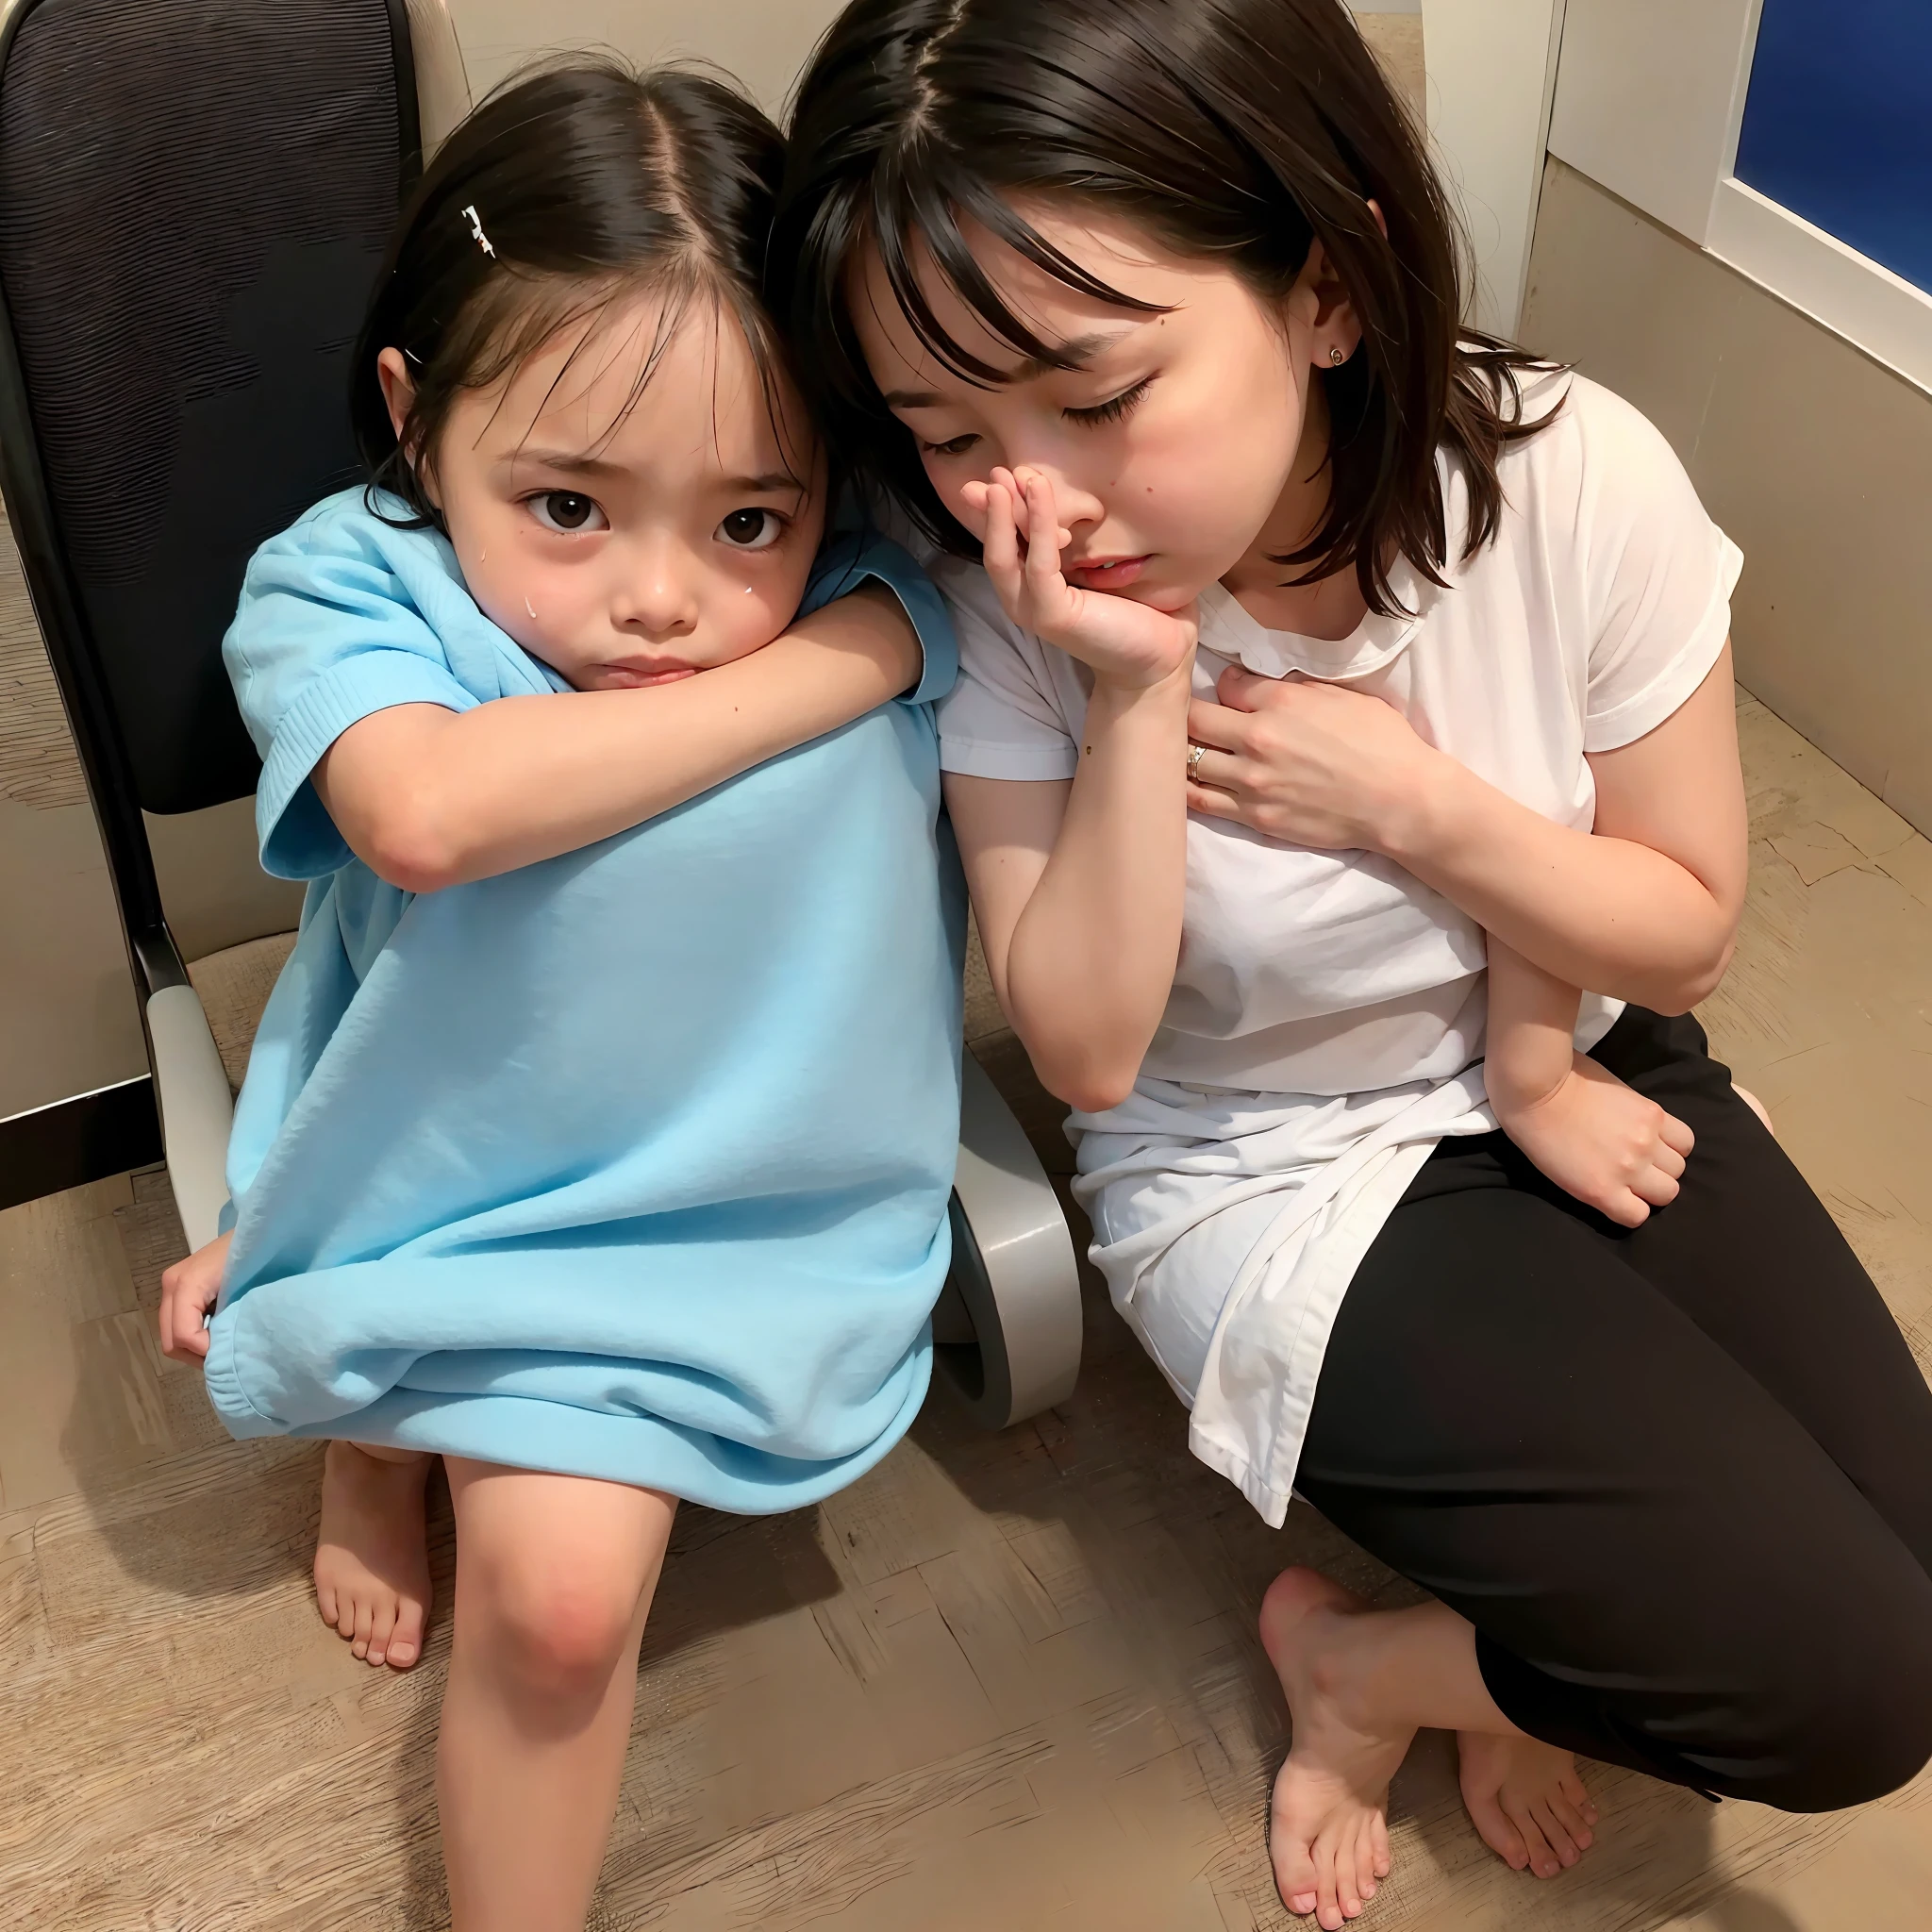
[803,530,958,708]
[1573,382,1744,753]
[931,562,1081,781]
[225,503,481,880]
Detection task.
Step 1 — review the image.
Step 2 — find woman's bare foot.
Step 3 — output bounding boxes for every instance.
[315,1441,433,1669]
[1259,1568,1411,1928]
[1457,1730,1598,1878]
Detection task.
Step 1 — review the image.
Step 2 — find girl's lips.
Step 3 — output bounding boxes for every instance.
[1066,554,1150,590]
[596,663,698,689]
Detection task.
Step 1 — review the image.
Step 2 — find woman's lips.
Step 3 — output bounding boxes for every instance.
[1065,554,1151,591]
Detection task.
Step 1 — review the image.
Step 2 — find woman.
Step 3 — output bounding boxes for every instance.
[770,1,1932,1924]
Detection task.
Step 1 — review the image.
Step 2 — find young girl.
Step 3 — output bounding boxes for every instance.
[158,62,960,1931]
[774,0,1932,1924]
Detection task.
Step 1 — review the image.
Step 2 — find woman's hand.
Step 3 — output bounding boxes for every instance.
[1184,661,1441,852]
[964,466,1197,690]
[158,1227,233,1364]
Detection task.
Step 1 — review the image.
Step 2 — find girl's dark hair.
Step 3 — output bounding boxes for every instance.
[771,0,1556,614]
[354,59,800,526]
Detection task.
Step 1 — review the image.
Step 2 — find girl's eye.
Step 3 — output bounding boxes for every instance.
[529,491,606,534]
[919,433,980,458]
[1065,376,1154,428]
[717,507,784,550]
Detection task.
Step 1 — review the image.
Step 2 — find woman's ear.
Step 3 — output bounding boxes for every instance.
[1292,236,1366,371]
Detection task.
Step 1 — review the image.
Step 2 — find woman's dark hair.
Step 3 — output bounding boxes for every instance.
[771,0,1556,614]
[354,59,800,526]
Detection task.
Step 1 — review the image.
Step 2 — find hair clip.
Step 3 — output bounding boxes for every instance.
[461,204,496,258]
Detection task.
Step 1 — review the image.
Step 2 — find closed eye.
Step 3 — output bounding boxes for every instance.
[918,431,980,458]
[1065,375,1154,427]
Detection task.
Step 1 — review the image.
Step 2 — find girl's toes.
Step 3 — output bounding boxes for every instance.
[315,1576,339,1628]
[388,1596,425,1669]
[1371,1810,1391,1879]
[350,1595,375,1660]
[366,1599,396,1668]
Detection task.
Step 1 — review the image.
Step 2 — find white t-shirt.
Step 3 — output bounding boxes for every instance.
[936,370,1743,1101]
[930,371,1742,1525]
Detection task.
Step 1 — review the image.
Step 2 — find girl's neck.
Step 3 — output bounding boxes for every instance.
[1219,378,1371,644]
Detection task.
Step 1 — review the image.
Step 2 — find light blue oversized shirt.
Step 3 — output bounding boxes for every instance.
[201,489,963,1512]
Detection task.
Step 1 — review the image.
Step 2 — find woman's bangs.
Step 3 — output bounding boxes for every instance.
[867,158,1162,391]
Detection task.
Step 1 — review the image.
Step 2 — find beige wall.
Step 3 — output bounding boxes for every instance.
[444,0,846,111]
[1521,158,1932,838]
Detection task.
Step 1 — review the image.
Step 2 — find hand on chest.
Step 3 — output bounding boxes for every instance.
[1192,575,1590,824]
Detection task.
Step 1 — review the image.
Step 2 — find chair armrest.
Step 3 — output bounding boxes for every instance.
[145,984,235,1252]
[934,1051,1083,1428]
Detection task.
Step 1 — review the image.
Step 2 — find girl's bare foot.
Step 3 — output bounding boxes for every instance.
[1457,1730,1598,1878]
[315,1441,433,1669]
[1259,1568,1410,1928]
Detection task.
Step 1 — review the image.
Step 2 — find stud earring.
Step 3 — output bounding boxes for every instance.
[1328,345,1346,366]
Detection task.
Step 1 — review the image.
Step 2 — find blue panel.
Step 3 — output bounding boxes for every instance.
[1734,0,1932,294]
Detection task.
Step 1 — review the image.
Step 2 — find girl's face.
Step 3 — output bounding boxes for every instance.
[381,291,826,691]
[852,202,1363,613]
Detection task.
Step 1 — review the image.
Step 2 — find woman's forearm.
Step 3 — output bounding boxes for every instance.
[321,588,918,891]
[1386,752,1736,1012]
[1000,668,1192,1110]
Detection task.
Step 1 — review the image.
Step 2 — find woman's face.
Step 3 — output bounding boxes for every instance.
[851,201,1363,612]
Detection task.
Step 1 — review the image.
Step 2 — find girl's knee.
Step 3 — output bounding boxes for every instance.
[464,1554,643,1703]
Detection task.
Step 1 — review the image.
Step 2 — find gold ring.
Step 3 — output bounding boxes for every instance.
[1187,741,1207,775]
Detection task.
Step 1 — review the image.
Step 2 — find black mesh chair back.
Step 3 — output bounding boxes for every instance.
[0,0,419,985]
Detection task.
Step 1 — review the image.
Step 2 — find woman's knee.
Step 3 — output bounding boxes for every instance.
[1731,1569,1932,1812]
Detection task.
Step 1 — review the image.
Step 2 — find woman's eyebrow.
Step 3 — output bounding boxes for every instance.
[882,326,1139,408]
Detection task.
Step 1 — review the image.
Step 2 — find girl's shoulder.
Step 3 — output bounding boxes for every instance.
[252,485,460,591]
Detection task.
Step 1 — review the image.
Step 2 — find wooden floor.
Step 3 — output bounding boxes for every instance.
[5,690,1931,1932]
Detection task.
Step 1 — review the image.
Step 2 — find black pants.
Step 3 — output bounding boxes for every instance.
[1298,1006,1932,1810]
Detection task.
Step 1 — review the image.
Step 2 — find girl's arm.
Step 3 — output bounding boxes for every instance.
[314,587,919,893]
[1186,646,1747,1014]
[949,468,1196,1112]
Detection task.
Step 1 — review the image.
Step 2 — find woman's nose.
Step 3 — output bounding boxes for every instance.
[996,451,1105,532]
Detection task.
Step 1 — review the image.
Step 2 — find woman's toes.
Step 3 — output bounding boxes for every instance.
[1371,1809,1391,1879]
[1508,1803,1561,1879]
[1548,1788,1593,1850]
[351,1594,375,1660]
[1317,1832,1357,1926]
[1560,1769,1599,1826]
[1353,1819,1379,1902]
[1531,1796,1579,1866]
[1273,1821,1320,1917]
[1463,1784,1530,1869]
